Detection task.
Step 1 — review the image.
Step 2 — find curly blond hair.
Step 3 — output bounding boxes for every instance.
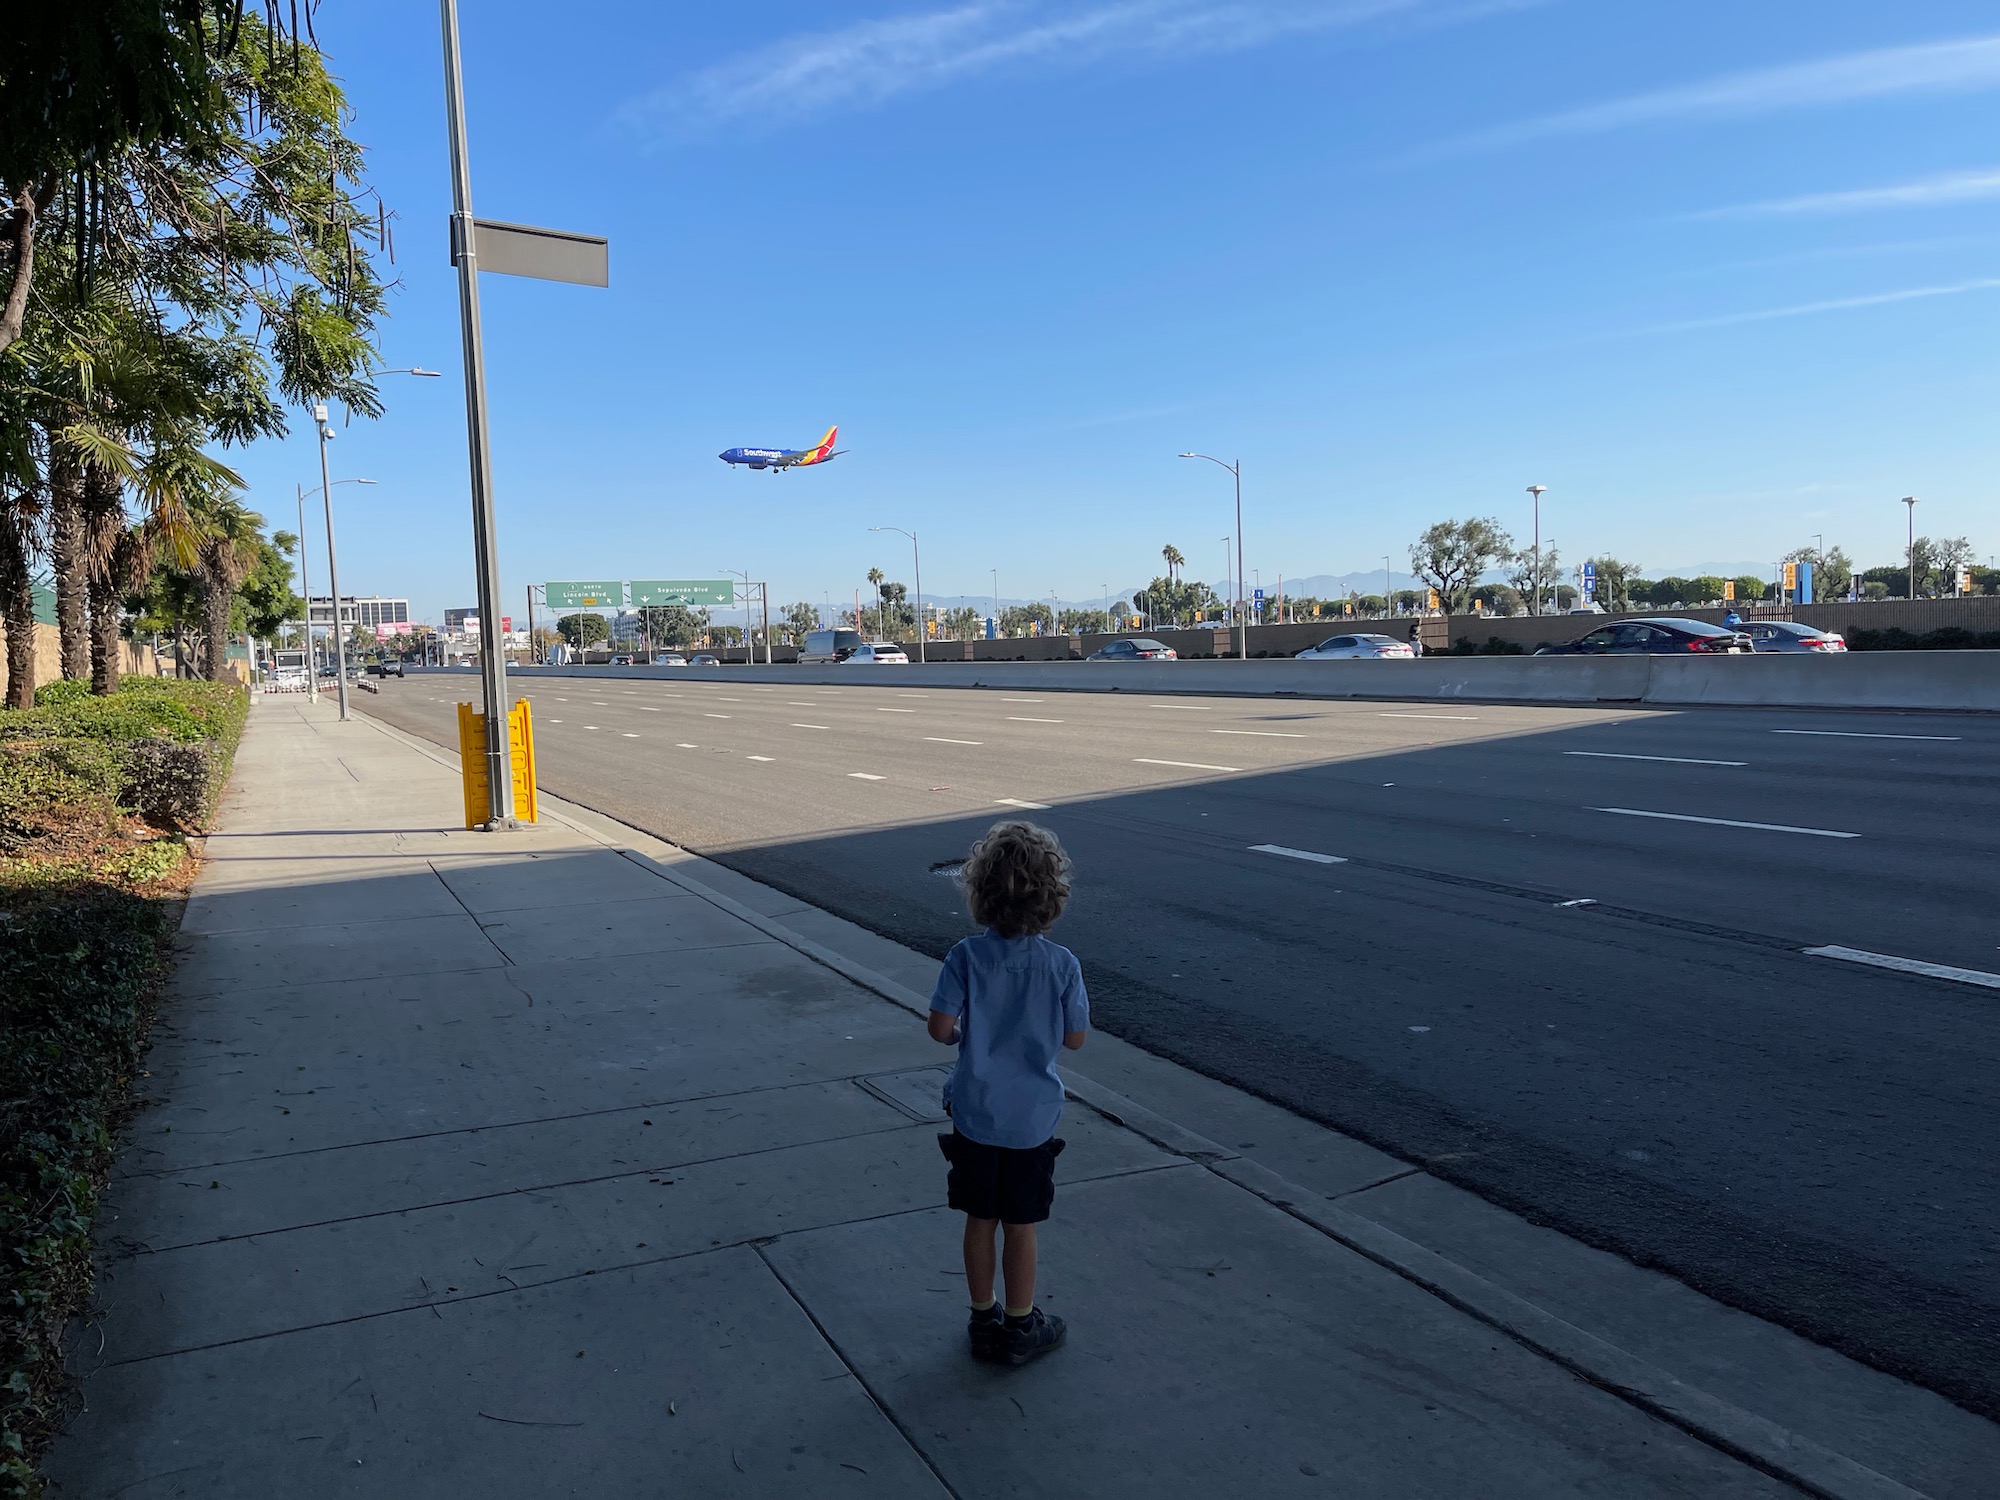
[960,820,1072,937]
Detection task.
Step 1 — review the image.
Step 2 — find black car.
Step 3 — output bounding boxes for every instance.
[1086,638,1177,661]
[1536,617,1753,656]
[366,659,405,678]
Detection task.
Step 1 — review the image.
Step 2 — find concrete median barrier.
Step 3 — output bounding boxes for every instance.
[419,649,1999,712]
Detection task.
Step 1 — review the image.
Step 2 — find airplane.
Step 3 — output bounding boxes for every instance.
[718,425,844,472]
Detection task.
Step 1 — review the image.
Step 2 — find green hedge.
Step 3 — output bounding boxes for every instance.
[0,678,247,1498]
[1844,626,2000,652]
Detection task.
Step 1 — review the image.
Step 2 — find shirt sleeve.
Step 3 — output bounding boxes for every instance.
[1059,953,1089,1034]
[930,942,970,1017]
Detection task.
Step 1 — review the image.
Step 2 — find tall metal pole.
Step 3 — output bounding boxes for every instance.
[314,409,351,722]
[441,0,514,827]
[761,583,771,665]
[1903,496,1918,599]
[296,484,318,702]
[1527,485,1547,617]
[1233,463,1245,660]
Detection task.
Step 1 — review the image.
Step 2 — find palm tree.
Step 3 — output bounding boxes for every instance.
[0,485,40,707]
[193,498,264,682]
[1162,544,1184,585]
[866,566,885,637]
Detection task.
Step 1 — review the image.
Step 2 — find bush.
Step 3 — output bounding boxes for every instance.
[118,739,219,830]
[1845,627,2000,652]
[0,740,120,853]
[28,680,88,709]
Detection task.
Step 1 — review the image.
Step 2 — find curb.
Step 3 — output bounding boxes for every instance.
[348,702,1932,1500]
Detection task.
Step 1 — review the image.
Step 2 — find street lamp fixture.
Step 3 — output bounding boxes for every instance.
[870,526,924,663]
[1181,454,1246,660]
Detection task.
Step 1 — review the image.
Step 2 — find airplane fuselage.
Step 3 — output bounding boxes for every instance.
[719,425,841,472]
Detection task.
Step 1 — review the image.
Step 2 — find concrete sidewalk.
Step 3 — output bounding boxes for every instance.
[50,697,1997,1499]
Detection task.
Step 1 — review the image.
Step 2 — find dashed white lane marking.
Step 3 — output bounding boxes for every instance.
[877,707,916,713]
[787,701,817,706]
[584,725,599,731]
[848,772,885,781]
[1555,898,1598,908]
[1212,729,1306,738]
[1773,729,1961,741]
[547,719,563,724]
[1007,716,1064,723]
[675,743,698,749]
[898,693,924,698]
[1001,697,1043,702]
[747,755,775,762]
[1149,704,1210,710]
[793,723,829,730]
[1595,807,1860,838]
[1803,946,2000,989]
[703,713,732,719]
[1135,758,1240,772]
[1566,751,1747,767]
[996,798,1052,810]
[1379,713,1479,720]
[622,732,640,738]
[926,737,983,745]
[717,697,745,703]
[1250,843,1346,864]
[638,706,662,712]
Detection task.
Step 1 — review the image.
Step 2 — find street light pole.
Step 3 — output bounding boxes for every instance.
[1903,496,1918,598]
[1526,485,1548,616]
[441,0,515,828]
[1180,454,1246,660]
[309,405,355,721]
[1382,555,1391,617]
[870,527,924,663]
[1219,536,1230,630]
[991,569,999,637]
[295,484,317,702]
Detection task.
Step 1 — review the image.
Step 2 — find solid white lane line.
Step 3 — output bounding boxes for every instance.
[1212,729,1307,738]
[1136,758,1240,772]
[792,723,829,730]
[1803,946,2000,989]
[1773,729,1961,741]
[747,755,775,762]
[1566,751,1747,767]
[898,693,924,698]
[1250,844,1346,864]
[1002,697,1043,702]
[1595,807,1859,838]
[1379,713,1479,720]
[877,707,916,713]
[996,798,1052,810]
[926,737,983,745]
[1007,716,1064,723]
[703,713,732,719]
[848,772,885,781]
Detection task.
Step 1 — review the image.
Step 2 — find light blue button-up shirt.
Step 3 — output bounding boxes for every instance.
[931,930,1090,1149]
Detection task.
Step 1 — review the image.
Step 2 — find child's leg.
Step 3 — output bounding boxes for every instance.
[1000,1222,1037,1314]
[962,1216,999,1305]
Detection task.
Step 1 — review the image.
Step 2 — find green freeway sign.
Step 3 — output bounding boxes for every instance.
[630,578,735,607]
[543,580,624,609]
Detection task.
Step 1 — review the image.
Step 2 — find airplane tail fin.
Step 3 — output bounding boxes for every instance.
[807,425,838,462]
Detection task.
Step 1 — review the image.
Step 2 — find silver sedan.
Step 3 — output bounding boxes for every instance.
[1739,621,1846,653]
[1295,632,1415,660]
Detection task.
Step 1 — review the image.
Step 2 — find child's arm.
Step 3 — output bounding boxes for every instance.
[1060,953,1089,1050]
[929,1010,961,1045]
[928,943,968,1045]
[1063,1028,1087,1051]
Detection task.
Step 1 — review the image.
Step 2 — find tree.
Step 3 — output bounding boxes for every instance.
[1727,575,1764,603]
[1058,608,1108,635]
[782,600,820,641]
[1000,603,1054,637]
[192,498,264,679]
[1910,535,1974,597]
[637,603,706,647]
[1409,517,1514,614]
[944,605,983,640]
[1161,544,1184,585]
[1780,544,1853,602]
[1507,543,1558,611]
[556,612,609,647]
[233,528,297,643]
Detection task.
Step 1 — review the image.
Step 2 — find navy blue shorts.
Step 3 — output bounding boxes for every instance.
[939,1131,1065,1224]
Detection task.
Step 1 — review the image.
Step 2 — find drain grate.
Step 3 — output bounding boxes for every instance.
[929,860,965,879]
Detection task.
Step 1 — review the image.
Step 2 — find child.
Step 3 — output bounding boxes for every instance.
[929,820,1089,1366]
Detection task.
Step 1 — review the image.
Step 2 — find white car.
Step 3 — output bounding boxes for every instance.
[842,642,909,664]
[1295,633,1415,660]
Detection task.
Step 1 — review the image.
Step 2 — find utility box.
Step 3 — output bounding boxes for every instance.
[457,699,538,828]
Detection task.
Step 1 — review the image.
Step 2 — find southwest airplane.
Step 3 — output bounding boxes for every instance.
[718,425,843,472]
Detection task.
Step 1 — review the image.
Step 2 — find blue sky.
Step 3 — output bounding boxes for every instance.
[239,0,2000,623]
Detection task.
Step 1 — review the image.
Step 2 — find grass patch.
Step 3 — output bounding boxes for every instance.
[0,679,244,1498]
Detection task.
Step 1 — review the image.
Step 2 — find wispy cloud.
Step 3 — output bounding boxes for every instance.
[1417,32,2000,157]
[1695,167,2000,219]
[621,0,1530,140]
[1635,277,2000,336]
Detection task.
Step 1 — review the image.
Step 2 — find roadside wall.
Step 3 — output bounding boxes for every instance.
[0,629,162,702]
[426,649,2000,713]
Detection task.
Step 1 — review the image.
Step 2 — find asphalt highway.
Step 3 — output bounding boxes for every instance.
[367,670,2000,1417]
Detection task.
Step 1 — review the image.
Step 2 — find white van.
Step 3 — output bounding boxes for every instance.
[801,628,867,663]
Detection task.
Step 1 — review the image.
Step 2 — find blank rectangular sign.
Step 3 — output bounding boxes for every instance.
[471,219,609,287]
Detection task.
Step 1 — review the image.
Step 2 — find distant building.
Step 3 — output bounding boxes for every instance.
[310,595,410,629]
[444,609,510,636]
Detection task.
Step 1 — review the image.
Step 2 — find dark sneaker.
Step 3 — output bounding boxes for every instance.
[968,1305,1004,1361]
[1000,1308,1066,1366]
